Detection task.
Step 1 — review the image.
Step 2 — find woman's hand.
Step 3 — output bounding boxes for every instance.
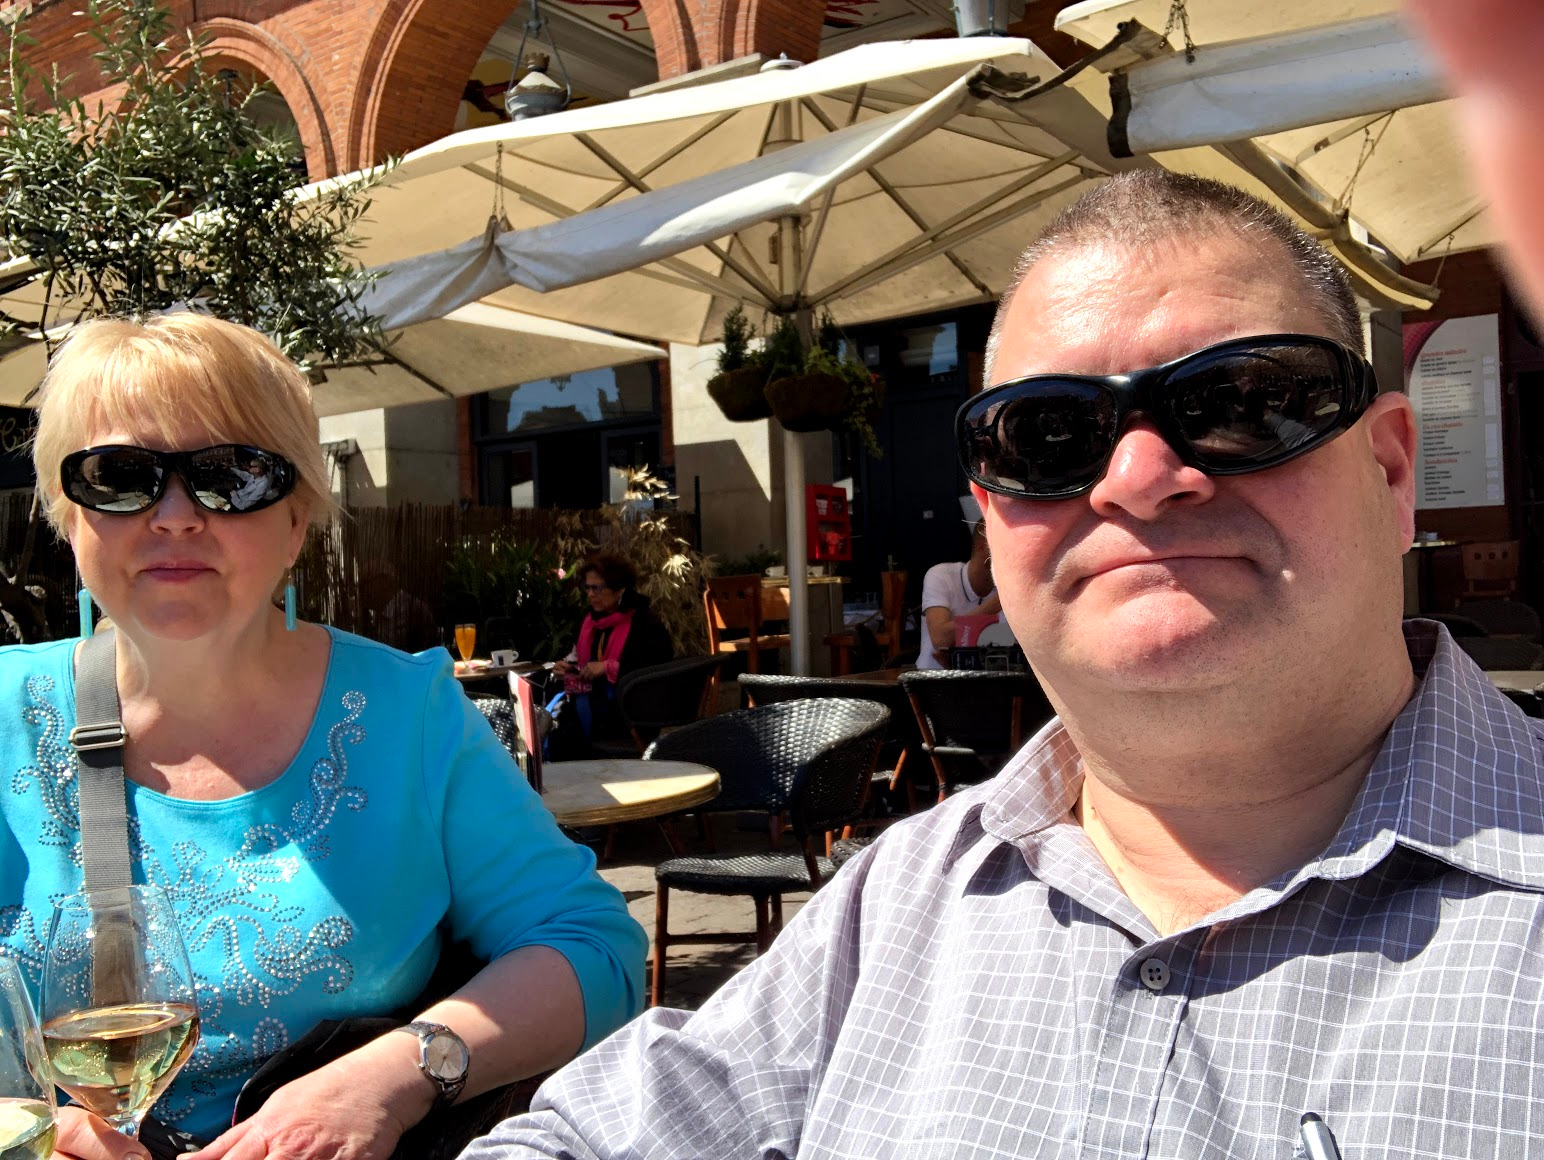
[55,1106,152,1160]
[551,660,573,677]
[191,1033,433,1160]
[578,660,607,680]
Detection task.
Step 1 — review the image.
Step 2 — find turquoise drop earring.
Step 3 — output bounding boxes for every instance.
[77,587,93,638]
[284,572,297,632]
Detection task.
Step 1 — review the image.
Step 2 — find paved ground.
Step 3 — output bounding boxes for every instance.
[585,816,815,1010]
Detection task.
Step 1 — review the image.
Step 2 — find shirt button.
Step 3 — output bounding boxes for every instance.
[1139,958,1170,991]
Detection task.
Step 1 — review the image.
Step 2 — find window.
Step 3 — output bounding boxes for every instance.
[483,363,657,434]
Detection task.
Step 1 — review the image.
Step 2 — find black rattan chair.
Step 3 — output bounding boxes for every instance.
[645,698,889,1005]
[1455,598,1543,641]
[899,669,1054,798]
[590,655,724,757]
[738,672,928,818]
[1501,688,1544,718]
[1456,636,1544,671]
[467,693,520,761]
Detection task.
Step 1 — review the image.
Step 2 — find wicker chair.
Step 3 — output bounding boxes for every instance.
[467,693,520,761]
[738,672,928,817]
[1456,635,1544,672]
[590,655,724,757]
[899,670,1054,798]
[1454,599,1543,641]
[645,698,889,1005]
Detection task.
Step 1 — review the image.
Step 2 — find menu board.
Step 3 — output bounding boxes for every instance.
[1403,314,1504,510]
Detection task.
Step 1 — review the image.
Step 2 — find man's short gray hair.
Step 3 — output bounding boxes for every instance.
[981,170,1363,386]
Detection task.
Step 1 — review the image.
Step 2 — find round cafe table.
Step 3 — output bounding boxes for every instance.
[541,759,720,828]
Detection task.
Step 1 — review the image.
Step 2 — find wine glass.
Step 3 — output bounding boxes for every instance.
[0,958,56,1160]
[41,886,199,1138]
[455,622,477,662]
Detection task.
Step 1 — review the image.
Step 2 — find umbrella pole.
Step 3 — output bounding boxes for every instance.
[778,207,812,676]
[784,423,810,675]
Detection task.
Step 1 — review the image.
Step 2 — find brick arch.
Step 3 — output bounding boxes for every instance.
[347,0,524,170]
[196,18,337,179]
[637,0,825,78]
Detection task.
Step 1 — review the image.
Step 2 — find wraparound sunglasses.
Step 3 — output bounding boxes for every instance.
[61,444,298,515]
[956,333,1377,500]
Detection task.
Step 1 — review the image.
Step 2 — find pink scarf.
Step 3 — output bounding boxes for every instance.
[564,608,634,694]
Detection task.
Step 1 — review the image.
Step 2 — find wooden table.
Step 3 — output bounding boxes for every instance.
[1486,670,1544,694]
[541,759,719,828]
[453,660,542,684]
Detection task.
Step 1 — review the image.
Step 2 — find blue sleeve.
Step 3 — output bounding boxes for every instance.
[418,657,647,1049]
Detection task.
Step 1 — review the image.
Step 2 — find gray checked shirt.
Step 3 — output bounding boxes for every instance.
[469,621,1544,1159]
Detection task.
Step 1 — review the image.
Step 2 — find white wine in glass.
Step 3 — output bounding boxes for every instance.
[0,957,57,1160]
[42,886,199,1137]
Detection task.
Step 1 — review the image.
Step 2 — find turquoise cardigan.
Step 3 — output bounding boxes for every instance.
[0,628,647,1140]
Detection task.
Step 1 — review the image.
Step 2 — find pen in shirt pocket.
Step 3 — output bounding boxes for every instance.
[1299,1112,1344,1160]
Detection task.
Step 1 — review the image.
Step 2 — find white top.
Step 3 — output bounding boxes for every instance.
[916,561,994,670]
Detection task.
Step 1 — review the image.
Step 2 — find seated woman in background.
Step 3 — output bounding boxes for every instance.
[5,314,647,1160]
[549,554,673,755]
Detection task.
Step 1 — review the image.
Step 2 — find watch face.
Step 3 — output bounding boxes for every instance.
[424,1032,469,1081]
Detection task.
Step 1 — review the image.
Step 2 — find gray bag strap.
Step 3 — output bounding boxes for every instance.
[70,628,133,892]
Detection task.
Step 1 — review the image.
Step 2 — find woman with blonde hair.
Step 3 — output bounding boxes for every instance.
[3,314,645,1160]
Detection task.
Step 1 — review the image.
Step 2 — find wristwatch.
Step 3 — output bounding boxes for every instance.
[399,1021,469,1109]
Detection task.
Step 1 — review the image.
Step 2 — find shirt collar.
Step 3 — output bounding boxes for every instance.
[979,620,1544,892]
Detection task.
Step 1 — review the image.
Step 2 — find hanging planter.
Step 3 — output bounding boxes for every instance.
[705,306,774,423]
[706,365,773,421]
[765,371,849,432]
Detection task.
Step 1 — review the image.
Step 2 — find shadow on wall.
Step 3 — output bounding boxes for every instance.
[678,438,775,560]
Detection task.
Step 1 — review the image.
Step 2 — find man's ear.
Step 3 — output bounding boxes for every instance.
[1363,392,1418,549]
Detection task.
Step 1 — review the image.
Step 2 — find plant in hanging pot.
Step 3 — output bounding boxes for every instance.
[762,314,849,432]
[765,312,885,454]
[705,306,774,421]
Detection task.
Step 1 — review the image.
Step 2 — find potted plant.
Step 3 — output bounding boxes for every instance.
[764,313,885,454]
[705,306,774,421]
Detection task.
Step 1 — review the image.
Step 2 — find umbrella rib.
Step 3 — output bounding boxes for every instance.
[1413,201,1487,258]
[1290,113,1390,166]
[807,149,1083,303]
[464,161,774,305]
[579,112,738,213]
[329,352,457,399]
[573,133,781,301]
[812,172,1089,305]
[799,97,991,299]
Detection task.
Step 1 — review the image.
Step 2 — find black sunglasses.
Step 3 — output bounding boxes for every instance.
[61,444,298,515]
[957,333,1377,500]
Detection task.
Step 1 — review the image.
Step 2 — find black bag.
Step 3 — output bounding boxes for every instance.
[71,633,539,1160]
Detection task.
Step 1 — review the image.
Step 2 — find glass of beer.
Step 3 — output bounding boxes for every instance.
[455,623,477,662]
[0,958,56,1160]
[41,886,199,1138]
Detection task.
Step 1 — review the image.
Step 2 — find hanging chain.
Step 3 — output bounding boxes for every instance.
[492,142,507,223]
[1336,111,1396,214]
[1433,232,1456,287]
[1162,0,1196,63]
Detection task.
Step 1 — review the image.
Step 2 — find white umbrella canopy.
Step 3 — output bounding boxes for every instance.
[313,36,1147,346]
[0,275,663,415]
[306,302,664,417]
[1055,0,1491,267]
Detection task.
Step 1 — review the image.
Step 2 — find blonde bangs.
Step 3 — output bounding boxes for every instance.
[33,315,336,533]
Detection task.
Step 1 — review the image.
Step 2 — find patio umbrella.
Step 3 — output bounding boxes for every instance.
[0,274,664,416]
[303,34,1438,672]
[1054,0,1492,267]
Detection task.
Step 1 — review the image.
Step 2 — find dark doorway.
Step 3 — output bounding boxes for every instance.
[839,308,989,606]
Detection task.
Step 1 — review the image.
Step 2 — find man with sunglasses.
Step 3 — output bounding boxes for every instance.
[471,171,1544,1159]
